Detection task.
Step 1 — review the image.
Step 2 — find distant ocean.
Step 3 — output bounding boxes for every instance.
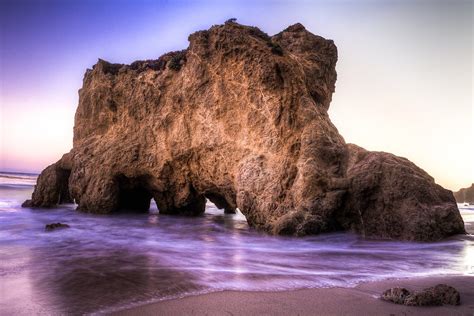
[0,171,38,187]
[1,171,473,315]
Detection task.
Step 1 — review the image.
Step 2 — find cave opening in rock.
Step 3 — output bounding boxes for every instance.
[205,192,236,214]
[204,198,249,232]
[57,168,73,204]
[114,174,153,212]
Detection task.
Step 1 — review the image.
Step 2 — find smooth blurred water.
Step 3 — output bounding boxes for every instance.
[0,172,473,315]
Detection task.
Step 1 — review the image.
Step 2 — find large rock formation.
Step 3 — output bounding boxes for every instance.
[23,21,465,241]
[454,184,474,204]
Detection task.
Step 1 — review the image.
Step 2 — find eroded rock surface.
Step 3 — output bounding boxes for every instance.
[24,21,465,241]
[337,144,465,240]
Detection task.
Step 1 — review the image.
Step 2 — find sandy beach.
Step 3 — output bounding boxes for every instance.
[114,275,474,315]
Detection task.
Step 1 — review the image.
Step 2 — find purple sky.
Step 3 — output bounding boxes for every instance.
[0,0,472,190]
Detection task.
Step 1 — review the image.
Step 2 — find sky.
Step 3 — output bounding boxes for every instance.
[0,0,472,191]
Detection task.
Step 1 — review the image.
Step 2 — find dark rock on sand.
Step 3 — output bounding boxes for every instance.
[405,284,461,306]
[382,284,461,306]
[454,183,474,204]
[381,287,411,304]
[24,21,465,241]
[45,223,70,231]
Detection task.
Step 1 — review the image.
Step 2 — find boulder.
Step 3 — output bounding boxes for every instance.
[23,21,465,241]
[336,144,465,240]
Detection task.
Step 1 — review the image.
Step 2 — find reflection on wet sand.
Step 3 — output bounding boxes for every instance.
[31,249,201,314]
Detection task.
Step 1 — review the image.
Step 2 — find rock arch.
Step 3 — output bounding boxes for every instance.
[23,22,465,241]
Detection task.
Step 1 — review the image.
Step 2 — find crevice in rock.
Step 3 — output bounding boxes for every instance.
[57,168,72,204]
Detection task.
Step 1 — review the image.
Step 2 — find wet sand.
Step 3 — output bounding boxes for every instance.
[114,275,474,315]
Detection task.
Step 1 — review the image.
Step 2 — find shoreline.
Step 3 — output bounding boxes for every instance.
[113,275,474,315]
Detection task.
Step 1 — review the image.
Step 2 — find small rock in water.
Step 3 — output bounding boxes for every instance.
[381,284,461,306]
[45,223,70,231]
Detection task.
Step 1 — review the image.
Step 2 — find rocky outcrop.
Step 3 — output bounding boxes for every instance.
[22,153,73,208]
[382,284,461,306]
[23,21,465,241]
[454,184,474,204]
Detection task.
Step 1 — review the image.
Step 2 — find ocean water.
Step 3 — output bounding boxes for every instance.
[0,172,473,315]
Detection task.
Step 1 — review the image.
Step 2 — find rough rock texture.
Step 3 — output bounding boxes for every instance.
[454,184,474,204]
[382,284,461,306]
[381,287,411,305]
[23,21,465,241]
[338,144,465,241]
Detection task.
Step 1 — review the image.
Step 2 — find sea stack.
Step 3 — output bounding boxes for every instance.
[454,184,474,204]
[23,21,465,241]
